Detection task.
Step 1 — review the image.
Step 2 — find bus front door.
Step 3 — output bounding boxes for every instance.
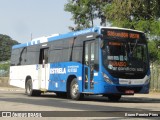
[38,48,49,91]
[83,40,95,93]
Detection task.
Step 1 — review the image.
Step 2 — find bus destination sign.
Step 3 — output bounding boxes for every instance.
[107,30,140,39]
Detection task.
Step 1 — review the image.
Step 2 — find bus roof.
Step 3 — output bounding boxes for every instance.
[12,26,144,49]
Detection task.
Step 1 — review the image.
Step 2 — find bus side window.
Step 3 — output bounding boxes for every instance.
[91,42,95,63]
[39,49,43,64]
[39,48,48,64]
[91,42,95,72]
[44,49,48,64]
[85,44,89,66]
[94,41,99,71]
[11,49,20,66]
[84,41,99,71]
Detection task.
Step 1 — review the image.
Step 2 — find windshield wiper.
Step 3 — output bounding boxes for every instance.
[128,39,138,57]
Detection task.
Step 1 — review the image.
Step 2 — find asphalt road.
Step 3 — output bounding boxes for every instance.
[0,87,160,120]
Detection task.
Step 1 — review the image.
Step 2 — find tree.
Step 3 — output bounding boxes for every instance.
[64,0,108,31]
[65,0,160,33]
[104,0,160,33]
[0,34,19,61]
[148,40,158,62]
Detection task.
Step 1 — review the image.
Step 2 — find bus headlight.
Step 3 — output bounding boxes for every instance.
[145,75,150,84]
[103,73,113,84]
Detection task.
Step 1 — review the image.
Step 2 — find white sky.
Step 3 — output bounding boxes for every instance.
[0,0,103,43]
[0,0,75,43]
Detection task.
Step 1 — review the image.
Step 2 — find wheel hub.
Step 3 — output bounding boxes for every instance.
[72,83,78,96]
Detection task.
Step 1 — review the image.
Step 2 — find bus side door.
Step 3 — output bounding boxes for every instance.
[39,48,49,90]
[83,40,95,92]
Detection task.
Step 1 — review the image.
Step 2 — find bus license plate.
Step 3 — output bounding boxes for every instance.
[125,90,134,94]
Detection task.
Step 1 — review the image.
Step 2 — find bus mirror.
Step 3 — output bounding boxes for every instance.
[96,34,103,39]
[100,40,105,49]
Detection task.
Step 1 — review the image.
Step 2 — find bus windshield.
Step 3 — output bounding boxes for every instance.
[101,29,149,79]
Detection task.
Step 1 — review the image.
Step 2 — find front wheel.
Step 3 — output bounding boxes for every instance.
[70,78,83,100]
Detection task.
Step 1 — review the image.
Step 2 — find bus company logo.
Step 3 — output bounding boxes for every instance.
[68,66,79,73]
[50,68,66,74]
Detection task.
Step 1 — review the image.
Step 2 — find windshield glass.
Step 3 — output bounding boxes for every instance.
[101,29,149,79]
[103,41,148,71]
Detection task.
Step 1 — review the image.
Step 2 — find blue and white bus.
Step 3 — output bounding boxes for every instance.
[9,26,150,101]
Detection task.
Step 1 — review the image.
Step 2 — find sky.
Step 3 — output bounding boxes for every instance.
[0,0,87,43]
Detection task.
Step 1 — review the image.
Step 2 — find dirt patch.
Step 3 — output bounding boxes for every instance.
[0,77,11,87]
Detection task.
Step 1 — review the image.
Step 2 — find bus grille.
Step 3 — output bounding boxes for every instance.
[116,86,142,93]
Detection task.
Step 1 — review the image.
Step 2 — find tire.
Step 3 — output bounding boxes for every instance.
[25,79,41,96]
[107,95,121,102]
[70,78,83,100]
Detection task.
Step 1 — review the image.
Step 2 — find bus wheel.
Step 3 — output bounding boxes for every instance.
[107,95,121,102]
[26,79,41,96]
[70,78,83,100]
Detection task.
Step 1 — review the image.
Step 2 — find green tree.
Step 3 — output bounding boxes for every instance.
[0,34,19,61]
[148,40,158,62]
[64,0,108,30]
[65,0,160,33]
[104,0,160,33]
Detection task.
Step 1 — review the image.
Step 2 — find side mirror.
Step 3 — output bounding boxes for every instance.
[96,34,103,39]
[100,40,105,49]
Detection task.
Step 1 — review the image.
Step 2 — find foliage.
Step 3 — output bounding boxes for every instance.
[104,0,160,32]
[148,40,159,63]
[152,40,160,63]
[0,34,19,61]
[65,0,160,35]
[0,61,10,77]
[64,0,108,30]
[0,61,10,71]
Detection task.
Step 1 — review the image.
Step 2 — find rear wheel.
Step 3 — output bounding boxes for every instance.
[70,78,83,100]
[25,79,41,96]
[107,95,121,102]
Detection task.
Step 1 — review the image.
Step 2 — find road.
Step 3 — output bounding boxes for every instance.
[0,87,160,119]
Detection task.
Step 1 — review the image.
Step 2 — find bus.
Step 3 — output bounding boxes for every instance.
[9,26,150,101]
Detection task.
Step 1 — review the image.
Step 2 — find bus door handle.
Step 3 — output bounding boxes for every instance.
[42,60,45,68]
